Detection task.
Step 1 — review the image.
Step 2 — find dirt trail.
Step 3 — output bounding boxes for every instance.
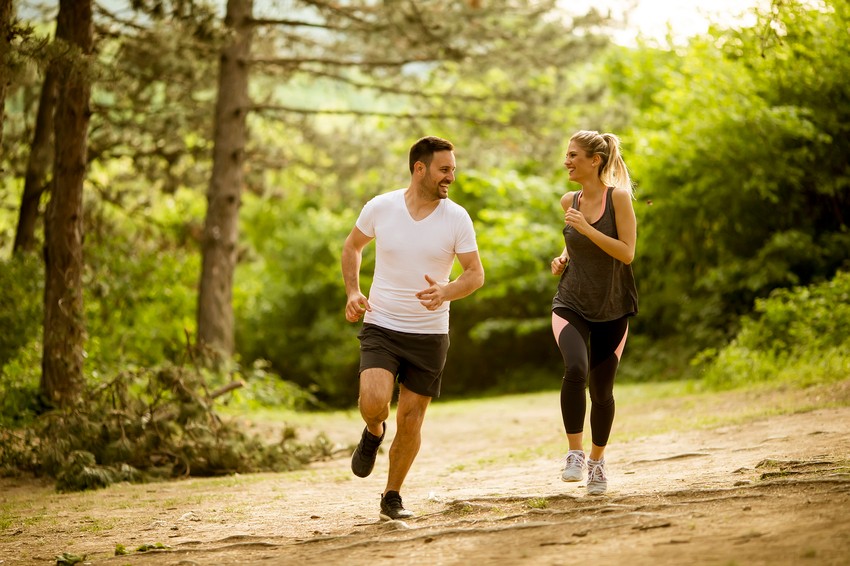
[1,382,849,565]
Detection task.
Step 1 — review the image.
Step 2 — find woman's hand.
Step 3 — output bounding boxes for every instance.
[564,207,590,235]
[551,256,568,275]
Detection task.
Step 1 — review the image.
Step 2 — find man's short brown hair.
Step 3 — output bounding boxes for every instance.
[409,136,454,174]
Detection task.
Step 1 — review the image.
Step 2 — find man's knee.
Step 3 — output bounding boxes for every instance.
[358,369,394,421]
[395,386,430,433]
[359,397,390,423]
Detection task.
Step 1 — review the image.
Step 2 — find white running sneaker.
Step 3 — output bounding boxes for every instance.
[586,458,608,495]
[561,450,586,482]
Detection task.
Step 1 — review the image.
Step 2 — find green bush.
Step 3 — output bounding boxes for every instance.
[0,255,43,368]
[699,271,850,390]
[84,230,200,371]
[235,196,361,405]
[0,256,45,425]
[0,339,43,426]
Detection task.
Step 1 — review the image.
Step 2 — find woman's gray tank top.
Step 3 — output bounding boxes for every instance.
[552,188,638,321]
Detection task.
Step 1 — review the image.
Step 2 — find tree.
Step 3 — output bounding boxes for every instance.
[196,0,253,356]
[0,0,12,146]
[13,62,56,255]
[41,0,93,406]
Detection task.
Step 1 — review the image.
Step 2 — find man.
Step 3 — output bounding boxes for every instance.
[341,136,485,520]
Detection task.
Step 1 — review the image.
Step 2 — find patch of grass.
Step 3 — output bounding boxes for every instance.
[79,516,116,533]
[162,494,207,507]
[0,506,13,530]
[526,498,548,509]
[473,456,500,467]
[0,501,51,531]
[222,504,250,517]
[22,515,46,527]
[506,446,549,462]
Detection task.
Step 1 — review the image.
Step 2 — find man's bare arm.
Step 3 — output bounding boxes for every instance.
[342,226,374,322]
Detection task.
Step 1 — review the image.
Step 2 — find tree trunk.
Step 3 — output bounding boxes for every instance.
[13,67,58,255]
[0,0,12,146]
[41,0,93,407]
[196,0,253,357]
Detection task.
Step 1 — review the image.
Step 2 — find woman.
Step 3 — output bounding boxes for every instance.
[550,130,638,495]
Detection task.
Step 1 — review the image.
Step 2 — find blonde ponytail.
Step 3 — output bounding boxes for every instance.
[600,133,633,196]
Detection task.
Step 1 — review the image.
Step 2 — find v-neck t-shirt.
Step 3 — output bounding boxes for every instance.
[356,188,478,333]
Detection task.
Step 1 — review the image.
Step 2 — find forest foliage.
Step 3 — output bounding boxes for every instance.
[0,0,849,488]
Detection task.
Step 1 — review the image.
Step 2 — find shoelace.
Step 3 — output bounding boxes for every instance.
[587,460,607,482]
[564,452,585,468]
[360,427,384,452]
[384,493,403,507]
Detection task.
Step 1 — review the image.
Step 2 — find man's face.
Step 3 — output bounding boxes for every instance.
[422,150,456,199]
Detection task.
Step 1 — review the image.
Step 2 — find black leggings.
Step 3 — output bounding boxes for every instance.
[551,307,629,447]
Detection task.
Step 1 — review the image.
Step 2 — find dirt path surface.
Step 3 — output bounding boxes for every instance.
[2,382,849,565]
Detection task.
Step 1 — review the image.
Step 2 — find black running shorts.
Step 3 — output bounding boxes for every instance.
[357,323,450,398]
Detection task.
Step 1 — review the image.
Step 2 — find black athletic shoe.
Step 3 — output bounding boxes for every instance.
[351,423,385,478]
[379,490,414,520]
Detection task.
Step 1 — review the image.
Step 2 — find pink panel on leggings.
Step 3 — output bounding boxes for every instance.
[552,311,569,345]
[615,324,629,360]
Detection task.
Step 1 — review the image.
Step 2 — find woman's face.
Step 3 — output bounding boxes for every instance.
[564,140,598,183]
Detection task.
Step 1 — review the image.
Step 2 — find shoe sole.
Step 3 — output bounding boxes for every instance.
[561,471,583,482]
[587,483,607,495]
[379,511,414,521]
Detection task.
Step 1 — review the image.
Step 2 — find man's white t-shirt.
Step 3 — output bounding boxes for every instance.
[355,188,478,334]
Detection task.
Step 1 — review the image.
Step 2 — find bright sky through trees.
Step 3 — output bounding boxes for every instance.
[562,0,766,45]
[19,0,766,45]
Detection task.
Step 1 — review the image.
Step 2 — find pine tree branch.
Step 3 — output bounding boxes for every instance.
[250,56,430,68]
[251,103,504,126]
[298,0,380,27]
[93,1,146,31]
[248,17,347,31]
[293,68,491,102]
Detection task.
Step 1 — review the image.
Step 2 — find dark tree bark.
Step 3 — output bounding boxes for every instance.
[41,0,93,407]
[13,68,58,254]
[0,0,12,146]
[196,0,253,357]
